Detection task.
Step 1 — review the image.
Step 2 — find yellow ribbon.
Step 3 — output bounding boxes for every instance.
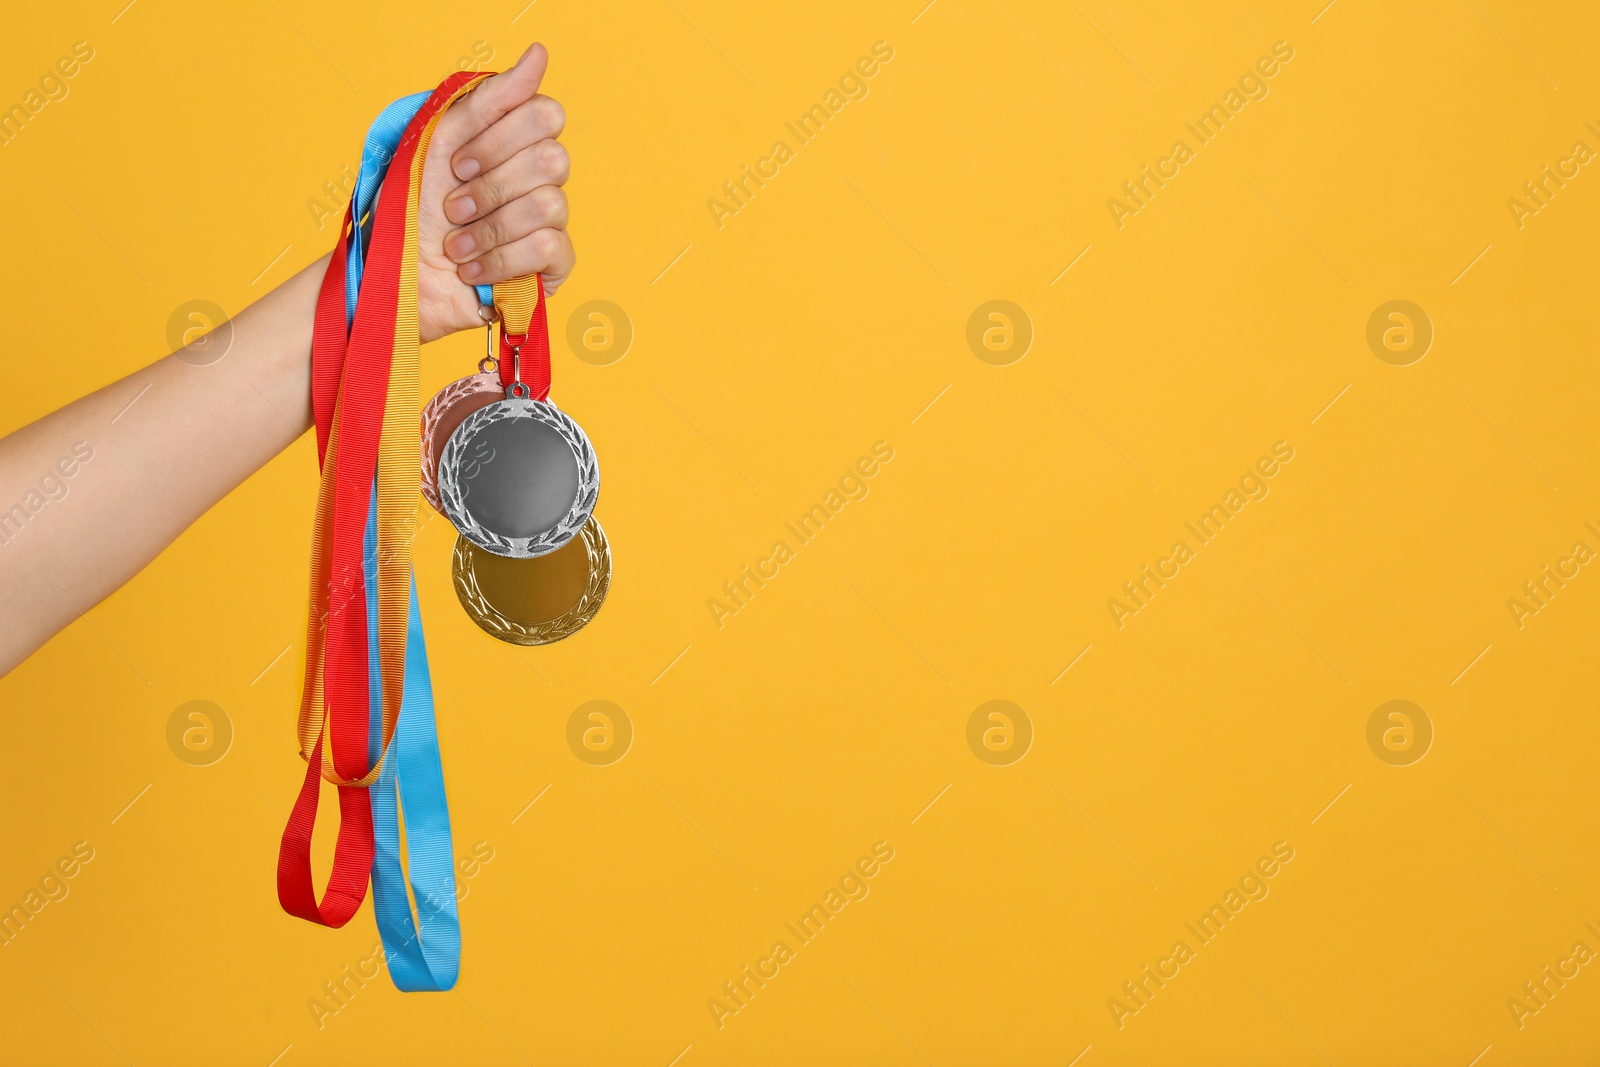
[296,75,492,786]
[494,272,542,337]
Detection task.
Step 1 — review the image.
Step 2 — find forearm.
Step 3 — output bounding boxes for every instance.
[0,47,575,679]
[0,252,329,675]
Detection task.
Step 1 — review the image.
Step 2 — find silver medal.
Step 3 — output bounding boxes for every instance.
[437,380,599,559]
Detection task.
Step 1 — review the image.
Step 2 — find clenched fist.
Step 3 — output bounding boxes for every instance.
[416,43,575,343]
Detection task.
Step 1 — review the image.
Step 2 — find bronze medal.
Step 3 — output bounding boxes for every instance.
[420,359,505,515]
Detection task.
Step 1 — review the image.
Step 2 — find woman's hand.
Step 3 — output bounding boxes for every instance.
[416,43,575,343]
[0,46,577,674]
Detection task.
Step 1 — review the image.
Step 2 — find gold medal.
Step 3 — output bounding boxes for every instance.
[451,516,611,644]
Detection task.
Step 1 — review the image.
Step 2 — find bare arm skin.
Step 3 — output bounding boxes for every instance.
[0,44,574,677]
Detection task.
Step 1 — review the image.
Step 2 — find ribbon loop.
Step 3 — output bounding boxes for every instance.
[279,72,491,965]
[496,273,551,400]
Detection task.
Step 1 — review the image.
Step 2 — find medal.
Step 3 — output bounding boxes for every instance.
[436,275,600,560]
[279,64,610,993]
[437,392,598,557]
[431,272,610,642]
[452,517,611,644]
[420,357,503,515]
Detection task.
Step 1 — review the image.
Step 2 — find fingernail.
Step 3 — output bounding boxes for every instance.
[460,260,483,281]
[454,157,480,180]
[445,194,476,224]
[445,231,476,259]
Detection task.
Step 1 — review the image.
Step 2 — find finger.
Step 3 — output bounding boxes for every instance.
[445,187,568,263]
[457,227,575,290]
[444,140,569,225]
[451,95,565,181]
[446,42,548,148]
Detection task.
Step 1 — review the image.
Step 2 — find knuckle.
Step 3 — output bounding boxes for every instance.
[536,140,570,183]
[532,186,568,226]
[531,96,566,136]
[498,244,533,280]
[530,227,562,264]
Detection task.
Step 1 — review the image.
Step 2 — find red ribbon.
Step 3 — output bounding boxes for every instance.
[278,72,486,928]
[497,274,551,401]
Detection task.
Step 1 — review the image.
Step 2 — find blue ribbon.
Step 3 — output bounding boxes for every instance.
[347,93,493,320]
[339,90,493,991]
[362,504,460,991]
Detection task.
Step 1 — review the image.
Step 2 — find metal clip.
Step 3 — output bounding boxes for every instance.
[505,343,526,399]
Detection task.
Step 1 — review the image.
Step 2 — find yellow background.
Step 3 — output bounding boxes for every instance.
[2,0,1598,1063]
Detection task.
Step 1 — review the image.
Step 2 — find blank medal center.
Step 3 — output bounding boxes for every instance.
[461,418,580,538]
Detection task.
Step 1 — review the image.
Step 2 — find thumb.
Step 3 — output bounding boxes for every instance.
[455,43,549,141]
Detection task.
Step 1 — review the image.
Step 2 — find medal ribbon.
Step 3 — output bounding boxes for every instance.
[494,273,550,400]
[361,142,549,985]
[365,76,505,990]
[281,69,550,991]
[349,91,477,988]
[279,72,489,931]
